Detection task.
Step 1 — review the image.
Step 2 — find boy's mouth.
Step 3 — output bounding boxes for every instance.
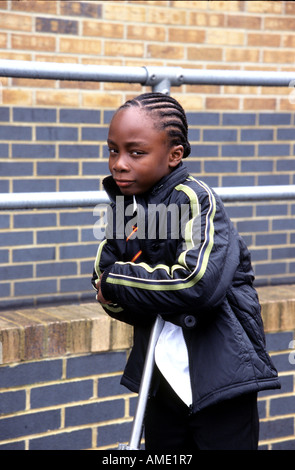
[114,179,135,188]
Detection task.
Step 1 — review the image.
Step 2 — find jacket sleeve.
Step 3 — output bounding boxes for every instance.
[92,209,156,327]
[100,180,242,322]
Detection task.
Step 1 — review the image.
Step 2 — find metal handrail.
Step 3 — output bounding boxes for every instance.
[1,59,295,94]
[1,185,295,210]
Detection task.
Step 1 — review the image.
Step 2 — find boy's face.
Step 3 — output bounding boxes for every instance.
[107,107,183,196]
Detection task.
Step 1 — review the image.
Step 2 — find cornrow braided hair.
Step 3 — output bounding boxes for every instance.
[117,92,191,159]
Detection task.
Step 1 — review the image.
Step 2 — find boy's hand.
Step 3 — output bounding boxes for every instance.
[95,275,112,304]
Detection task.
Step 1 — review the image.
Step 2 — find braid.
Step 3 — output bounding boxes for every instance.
[117,93,191,158]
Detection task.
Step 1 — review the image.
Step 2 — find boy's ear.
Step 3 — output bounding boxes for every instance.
[169,145,184,168]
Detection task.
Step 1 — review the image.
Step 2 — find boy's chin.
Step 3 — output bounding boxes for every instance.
[116,185,135,196]
[116,184,148,197]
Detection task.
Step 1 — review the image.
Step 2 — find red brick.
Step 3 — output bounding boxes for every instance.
[103,81,142,93]
[243,97,276,110]
[0,12,32,31]
[11,33,56,52]
[224,85,259,96]
[248,33,281,47]
[168,27,206,44]
[82,57,122,66]
[174,94,203,111]
[2,88,33,105]
[188,12,225,27]
[23,324,45,360]
[209,1,242,11]
[0,33,7,48]
[282,34,295,48]
[60,0,102,18]
[172,1,207,8]
[265,17,295,31]
[105,41,144,58]
[104,3,146,22]
[36,90,80,107]
[206,96,240,110]
[132,0,167,5]
[188,46,222,62]
[227,14,262,29]
[0,318,21,364]
[0,51,32,61]
[36,17,78,35]
[12,77,57,88]
[285,2,295,15]
[264,50,295,64]
[83,20,124,39]
[0,311,44,361]
[59,37,102,55]
[11,0,57,14]
[128,25,166,42]
[207,29,244,45]
[225,48,260,62]
[82,92,122,108]
[261,86,289,97]
[279,98,295,111]
[186,84,220,95]
[247,1,283,14]
[147,44,184,60]
[148,7,186,24]
[35,55,79,64]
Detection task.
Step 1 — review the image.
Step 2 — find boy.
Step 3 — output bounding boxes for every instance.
[92,92,280,450]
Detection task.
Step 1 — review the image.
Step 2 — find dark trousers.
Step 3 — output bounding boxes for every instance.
[144,373,259,451]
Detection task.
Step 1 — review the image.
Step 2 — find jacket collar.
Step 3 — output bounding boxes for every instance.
[149,163,189,199]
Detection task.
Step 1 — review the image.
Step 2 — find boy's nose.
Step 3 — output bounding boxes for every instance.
[112,153,129,172]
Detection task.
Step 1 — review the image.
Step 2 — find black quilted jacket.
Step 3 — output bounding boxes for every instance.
[92,163,280,413]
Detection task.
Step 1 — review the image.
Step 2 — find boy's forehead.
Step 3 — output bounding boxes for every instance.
[108,107,168,146]
[114,106,149,122]
[109,107,156,133]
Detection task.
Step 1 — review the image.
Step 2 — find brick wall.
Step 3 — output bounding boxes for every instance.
[0,302,136,450]
[1,1,295,306]
[0,293,294,450]
[0,351,136,450]
[259,331,295,450]
[0,1,295,110]
[0,0,295,451]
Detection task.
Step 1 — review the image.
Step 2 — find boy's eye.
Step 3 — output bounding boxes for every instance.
[107,148,145,157]
[130,150,145,156]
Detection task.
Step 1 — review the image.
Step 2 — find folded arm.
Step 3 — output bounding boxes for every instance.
[97,182,241,324]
